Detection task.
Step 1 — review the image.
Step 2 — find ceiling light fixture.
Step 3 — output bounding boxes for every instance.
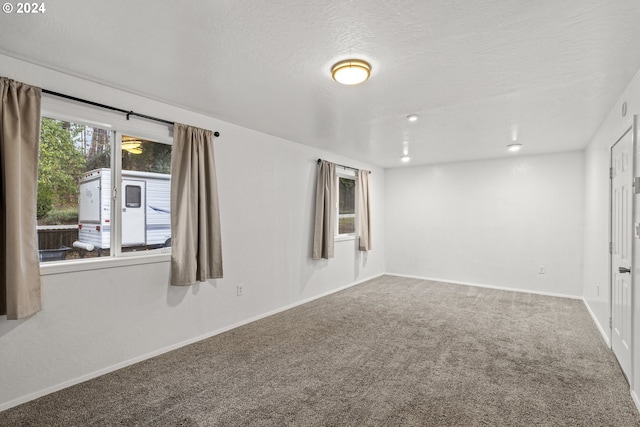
[331,59,371,85]
[507,143,522,152]
[407,114,419,122]
[401,155,411,163]
[122,137,143,154]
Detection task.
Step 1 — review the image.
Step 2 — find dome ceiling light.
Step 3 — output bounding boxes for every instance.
[331,59,371,85]
[507,143,522,152]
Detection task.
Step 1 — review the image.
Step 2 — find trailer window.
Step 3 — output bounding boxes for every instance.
[125,185,142,208]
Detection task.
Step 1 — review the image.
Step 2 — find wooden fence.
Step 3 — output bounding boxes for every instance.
[37,225,78,250]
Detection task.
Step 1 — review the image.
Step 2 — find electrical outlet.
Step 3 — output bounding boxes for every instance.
[538,265,545,274]
[237,284,244,296]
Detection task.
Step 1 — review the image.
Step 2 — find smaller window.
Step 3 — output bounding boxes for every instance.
[125,185,142,208]
[337,175,356,236]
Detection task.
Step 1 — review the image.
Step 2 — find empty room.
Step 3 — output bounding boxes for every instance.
[1,1,640,425]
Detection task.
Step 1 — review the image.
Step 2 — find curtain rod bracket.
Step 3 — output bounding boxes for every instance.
[126,111,133,121]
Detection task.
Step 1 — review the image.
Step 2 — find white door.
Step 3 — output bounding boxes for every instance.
[611,128,633,381]
[122,179,146,246]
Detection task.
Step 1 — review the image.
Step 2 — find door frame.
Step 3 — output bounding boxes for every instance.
[609,115,637,385]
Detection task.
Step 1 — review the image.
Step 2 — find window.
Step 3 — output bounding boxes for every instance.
[337,173,356,237]
[36,100,172,266]
[125,185,141,208]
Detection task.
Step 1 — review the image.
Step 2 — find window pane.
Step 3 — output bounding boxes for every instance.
[339,216,355,234]
[122,136,171,174]
[338,177,356,235]
[339,177,355,215]
[121,136,172,251]
[37,118,112,262]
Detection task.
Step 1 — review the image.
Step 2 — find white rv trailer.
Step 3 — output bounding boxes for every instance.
[77,168,171,250]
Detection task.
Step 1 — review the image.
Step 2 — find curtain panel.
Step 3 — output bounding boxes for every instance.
[312,160,336,259]
[357,169,372,252]
[170,123,223,285]
[0,77,42,319]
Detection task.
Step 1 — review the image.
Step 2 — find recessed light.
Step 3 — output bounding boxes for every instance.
[507,143,522,152]
[407,114,418,122]
[401,155,411,163]
[331,59,371,85]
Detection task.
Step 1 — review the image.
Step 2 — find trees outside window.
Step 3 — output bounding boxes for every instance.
[37,118,110,223]
[337,175,356,236]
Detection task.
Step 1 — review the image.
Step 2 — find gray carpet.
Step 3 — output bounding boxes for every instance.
[1,275,639,426]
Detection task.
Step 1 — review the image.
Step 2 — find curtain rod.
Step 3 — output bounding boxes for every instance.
[42,89,220,137]
[317,158,371,174]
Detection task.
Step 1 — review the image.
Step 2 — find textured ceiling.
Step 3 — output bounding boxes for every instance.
[1,0,640,167]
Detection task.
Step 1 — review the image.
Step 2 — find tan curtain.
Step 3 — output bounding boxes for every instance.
[312,160,336,259]
[0,77,42,319]
[170,123,223,285]
[357,169,372,252]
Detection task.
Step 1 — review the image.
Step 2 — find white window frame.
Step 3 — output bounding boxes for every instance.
[335,169,357,241]
[39,95,173,275]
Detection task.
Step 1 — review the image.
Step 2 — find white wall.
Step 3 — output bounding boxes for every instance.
[0,55,385,410]
[385,151,585,297]
[583,66,640,408]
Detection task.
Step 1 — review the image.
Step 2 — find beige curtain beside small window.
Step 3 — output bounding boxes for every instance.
[312,160,336,259]
[0,77,42,319]
[357,169,372,252]
[170,123,223,285]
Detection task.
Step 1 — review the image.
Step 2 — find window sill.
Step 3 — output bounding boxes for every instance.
[40,251,171,276]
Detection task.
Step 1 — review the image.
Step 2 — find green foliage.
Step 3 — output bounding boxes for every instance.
[38,118,87,217]
[41,207,78,225]
[37,182,53,219]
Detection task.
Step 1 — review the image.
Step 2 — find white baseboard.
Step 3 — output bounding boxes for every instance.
[582,298,611,347]
[0,273,384,413]
[632,390,640,414]
[387,273,583,300]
